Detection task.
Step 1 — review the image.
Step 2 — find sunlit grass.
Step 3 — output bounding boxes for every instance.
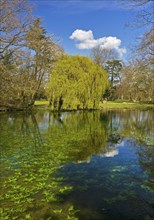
[100,101,154,109]
[34,100,49,106]
[34,100,154,110]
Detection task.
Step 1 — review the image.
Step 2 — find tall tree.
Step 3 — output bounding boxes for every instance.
[0,1,62,110]
[0,0,33,58]
[90,46,118,67]
[103,60,122,100]
[104,60,122,87]
[0,0,34,109]
[25,18,63,105]
[113,0,154,102]
[46,55,108,110]
[117,59,154,102]
[90,46,122,100]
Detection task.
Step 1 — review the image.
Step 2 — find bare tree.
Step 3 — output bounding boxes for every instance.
[0,0,33,58]
[90,46,118,67]
[0,1,63,110]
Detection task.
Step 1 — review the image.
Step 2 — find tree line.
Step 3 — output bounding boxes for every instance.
[0,0,62,110]
[0,0,153,111]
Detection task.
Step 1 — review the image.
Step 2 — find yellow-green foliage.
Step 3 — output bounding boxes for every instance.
[46,55,108,110]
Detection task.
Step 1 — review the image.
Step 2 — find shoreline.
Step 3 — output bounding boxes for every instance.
[0,101,154,112]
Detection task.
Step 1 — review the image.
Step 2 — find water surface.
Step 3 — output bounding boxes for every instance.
[0,110,154,220]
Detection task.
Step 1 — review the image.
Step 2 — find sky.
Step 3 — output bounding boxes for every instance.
[31,0,147,60]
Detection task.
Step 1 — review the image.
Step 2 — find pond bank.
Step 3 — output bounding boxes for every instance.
[1,101,154,112]
[34,100,154,111]
[99,101,154,110]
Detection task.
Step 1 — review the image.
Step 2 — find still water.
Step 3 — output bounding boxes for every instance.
[0,110,154,220]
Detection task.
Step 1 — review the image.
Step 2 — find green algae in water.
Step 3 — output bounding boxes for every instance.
[0,110,154,220]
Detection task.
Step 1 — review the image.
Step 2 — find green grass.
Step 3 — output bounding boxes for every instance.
[34,100,49,106]
[34,100,154,110]
[99,101,154,109]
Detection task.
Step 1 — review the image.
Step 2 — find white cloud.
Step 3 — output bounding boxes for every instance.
[116,47,127,57]
[70,29,93,41]
[70,29,126,56]
[77,39,98,49]
[100,37,121,49]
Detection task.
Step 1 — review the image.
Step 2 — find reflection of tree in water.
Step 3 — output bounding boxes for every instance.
[0,113,79,219]
[0,110,154,219]
[117,110,154,181]
[107,110,154,182]
[45,111,127,162]
[138,144,154,183]
[110,110,154,145]
[54,110,154,220]
[0,113,42,157]
[0,111,111,219]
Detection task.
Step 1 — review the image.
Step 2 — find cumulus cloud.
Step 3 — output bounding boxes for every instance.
[70,29,126,56]
[70,29,93,41]
[116,47,127,57]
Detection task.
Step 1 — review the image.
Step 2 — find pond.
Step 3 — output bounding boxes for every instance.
[0,110,154,220]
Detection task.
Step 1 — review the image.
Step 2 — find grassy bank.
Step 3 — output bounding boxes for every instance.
[34,100,49,106]
[34,100,154,110]
[99,101,154,110]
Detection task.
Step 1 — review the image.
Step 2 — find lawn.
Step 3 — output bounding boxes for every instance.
[34,100,49,106]
[34,100,154,110]
[100,101,154,109]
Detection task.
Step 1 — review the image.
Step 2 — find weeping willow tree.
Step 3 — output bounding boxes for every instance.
[46,55,108,110]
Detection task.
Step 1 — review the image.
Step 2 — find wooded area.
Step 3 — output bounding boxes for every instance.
[0,0,153,111]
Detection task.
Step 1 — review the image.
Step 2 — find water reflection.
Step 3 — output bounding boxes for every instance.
[100,148,119,157]
[0,110,154,220]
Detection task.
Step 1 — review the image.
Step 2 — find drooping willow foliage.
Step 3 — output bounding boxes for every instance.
[47,55,108,110]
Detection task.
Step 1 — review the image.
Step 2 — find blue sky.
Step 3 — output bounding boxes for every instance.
[32,0,146,60]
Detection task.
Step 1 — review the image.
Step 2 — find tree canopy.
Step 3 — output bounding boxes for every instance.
[116,0,154,102]
[46,55,108,110]
[0,1,62,110]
